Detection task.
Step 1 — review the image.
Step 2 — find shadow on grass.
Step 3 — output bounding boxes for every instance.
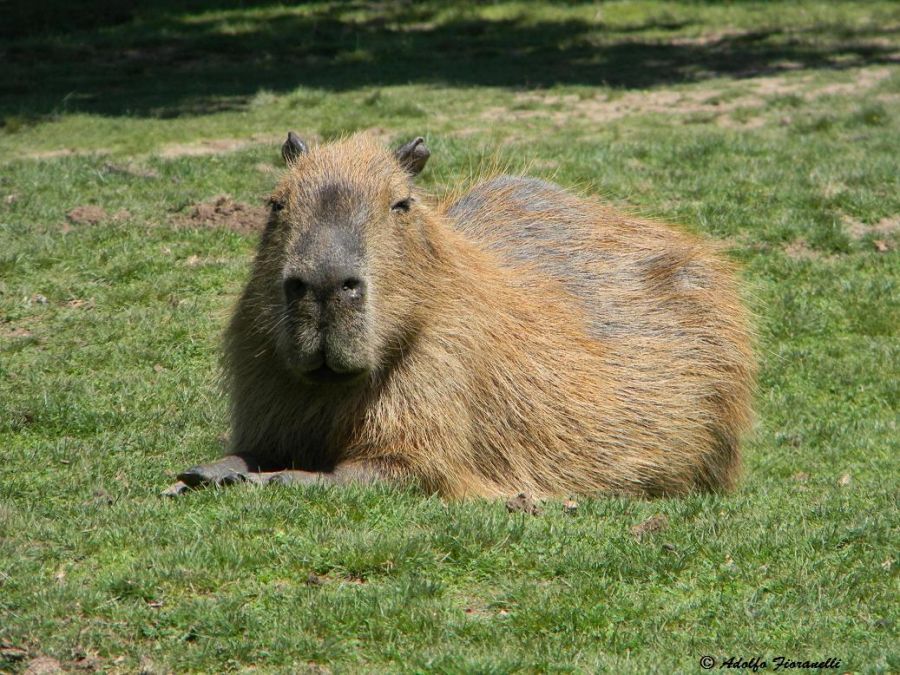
[1,0,897,119]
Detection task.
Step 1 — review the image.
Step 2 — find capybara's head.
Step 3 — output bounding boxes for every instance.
[258,132,431,386]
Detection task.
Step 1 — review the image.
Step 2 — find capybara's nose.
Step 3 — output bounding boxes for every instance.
[283,272,366,307]
[336,277,365,302]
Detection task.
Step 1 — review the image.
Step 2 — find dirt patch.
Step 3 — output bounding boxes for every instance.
[484,66,895,128]
[23,656,63,674]
[65,298,95,310]
[843,215,900,240]
[667,29,754,47]
[0,324,35,339]
[159,138,253,158]
[24,148,110,160]
[843,215,899,252]
[484,87,752,126]
[631,514,669,541]
[177,195,265,235]
[783,216,899,259]
[66,205,108,225]
[816,67,895,97]
[715,114,766,130]
[102,162,159,179]
[157,133,283,159]
[65,206,131,226]
[68,649,103,672]
[343,576,367,585]
[783,238,823,260]
[505,492,541,515]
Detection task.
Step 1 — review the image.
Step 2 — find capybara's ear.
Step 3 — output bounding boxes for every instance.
[394,137,430,176]
[281,131,308,164]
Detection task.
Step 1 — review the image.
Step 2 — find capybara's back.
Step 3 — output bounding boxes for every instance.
[205,133,755,499]
[446,176,754,495]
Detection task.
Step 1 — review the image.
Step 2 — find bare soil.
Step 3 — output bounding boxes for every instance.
[481,66,895,129]
[843,215,900,240]
[176,195,266,235]
[66,205,108,225]
[631,514,669,541]
[157,133,283,159]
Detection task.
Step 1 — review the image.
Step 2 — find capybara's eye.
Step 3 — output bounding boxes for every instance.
[391,198,411,213]
[269,198,285,213]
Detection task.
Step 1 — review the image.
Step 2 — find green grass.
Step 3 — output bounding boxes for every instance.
[1,1,898,672]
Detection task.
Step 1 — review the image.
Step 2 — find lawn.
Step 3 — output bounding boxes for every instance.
[1,1,898,672]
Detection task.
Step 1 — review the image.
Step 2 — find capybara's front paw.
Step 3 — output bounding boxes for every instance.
[161,480,190,497]
[178,465,248,487]
[162,464,250,497]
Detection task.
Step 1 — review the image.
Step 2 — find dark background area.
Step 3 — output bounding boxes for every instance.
[1,0,897,119]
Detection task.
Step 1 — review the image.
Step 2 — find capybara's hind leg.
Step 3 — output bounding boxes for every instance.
[262,461,393,487]
[258,469,319,486]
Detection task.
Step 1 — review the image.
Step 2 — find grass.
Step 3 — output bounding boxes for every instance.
[1,1,898,672]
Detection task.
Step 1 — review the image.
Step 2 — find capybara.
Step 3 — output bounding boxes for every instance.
[164,132,755,499]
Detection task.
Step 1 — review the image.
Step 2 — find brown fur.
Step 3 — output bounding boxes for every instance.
[223,133,755,499]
